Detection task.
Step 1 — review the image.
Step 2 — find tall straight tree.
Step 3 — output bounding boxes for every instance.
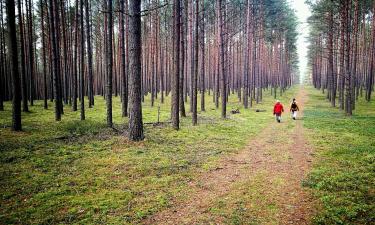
[120,0,128,117]
[243,0,250,109]
[367,0,375,101]
[179,0,186,117]
[218,0,226,118]
[327,1,335,107]
[86,0,94,108]
[171,0,180,130]
[17,0,29,112]
[40,0,48,109]
[80,0,85,120]
[49,0,63,121]
[192,0,199,125]
[128,0,144,141]
[0,2,3,111]
[72,0,79,111]
[343,0,352,115]
[26,0,35,106]
[106,0,113,127]
[6,0,22,130]
[200,0,205,112]
[60,0,68,105]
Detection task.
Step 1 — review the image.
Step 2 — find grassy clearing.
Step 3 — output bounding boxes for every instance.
[0,88,297,224]
[303,87,375,224]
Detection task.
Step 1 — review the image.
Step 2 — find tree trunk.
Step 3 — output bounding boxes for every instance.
[200,0,205,112]
[6,0,22,130]
[172,0,180,129]
[192,0,199,125]
[49,0,63,121]
[26,0,35,106]
[120,0,128,117]
[218,0,226,118]
[86,0,94,108]
[243,0,250,109]
[179,1,186,117]
[351,0,359,110]
[106,0,113,127]
[0,0,4,111]
[40,0,48,109]
[80,0,85,120]
[344,0,352,115]
[128,0,144,141]
[72,0,79,111]
[17,0,29,112]
[328,4,335,107]
[367,0,375,101]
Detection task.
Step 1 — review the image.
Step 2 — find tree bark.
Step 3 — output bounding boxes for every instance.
[49,0,63,121]
[106,0,113,127]
[218,0,226,118]
[179,0,186,117]
[200,0,205,112]
[367,0,375,101]
[80,0,85,120]
[128,0,144,141]
[172,0,180,129]
[17,0,29,112]
[344,0,352,115]
[192,0,199,125]
[328,4,335,107]
[6,0,22,130]
[40,0,48,109]
[120,0,128,117]
[72,0,79,111]
[86,0,94,108]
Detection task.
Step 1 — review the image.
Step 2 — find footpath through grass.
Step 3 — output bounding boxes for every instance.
[303,87,375,224]
[0,88,297,224]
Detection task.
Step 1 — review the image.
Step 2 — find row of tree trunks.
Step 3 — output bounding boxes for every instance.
[2,0,300,140]
[309,0,375,115]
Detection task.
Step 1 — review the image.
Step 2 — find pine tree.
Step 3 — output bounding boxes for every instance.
[128,0,144,141]
[6,0,22,130]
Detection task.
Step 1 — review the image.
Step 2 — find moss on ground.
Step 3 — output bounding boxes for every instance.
[0,88,297,224]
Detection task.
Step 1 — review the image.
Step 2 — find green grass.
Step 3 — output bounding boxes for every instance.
[0,88,297,224]
[303,87,375,225]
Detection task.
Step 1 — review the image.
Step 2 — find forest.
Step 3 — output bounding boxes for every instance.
[0,0,299,136]
[0,0,374,224]
[307,0,375,115]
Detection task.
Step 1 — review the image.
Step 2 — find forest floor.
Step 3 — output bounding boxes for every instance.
[145,88,315,224]
[1,86,374,224]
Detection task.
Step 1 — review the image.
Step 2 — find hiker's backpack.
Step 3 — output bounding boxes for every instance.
[291,102,297,110]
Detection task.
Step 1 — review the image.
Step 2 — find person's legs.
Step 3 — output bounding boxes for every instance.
[292,111,297,120]
[276,113,281,122]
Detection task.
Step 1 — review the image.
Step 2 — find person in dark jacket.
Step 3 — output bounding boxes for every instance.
[290,98,300,120]
[273,100,284,123]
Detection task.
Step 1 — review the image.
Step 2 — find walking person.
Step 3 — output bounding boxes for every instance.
[290,98,300,120]
[273,100,284,123]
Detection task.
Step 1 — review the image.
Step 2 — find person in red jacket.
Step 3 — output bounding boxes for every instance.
[273,100,284,123]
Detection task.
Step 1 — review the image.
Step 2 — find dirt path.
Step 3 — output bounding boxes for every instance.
[144,87,315,224]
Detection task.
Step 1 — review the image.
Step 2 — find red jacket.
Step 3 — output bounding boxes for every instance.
[273,103,284,114]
